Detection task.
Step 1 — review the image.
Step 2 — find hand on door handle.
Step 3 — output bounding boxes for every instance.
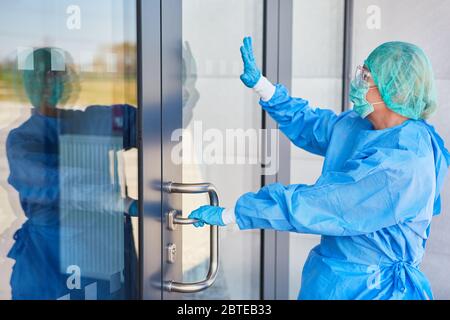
[163,182,221,293]
[188,205,226,227]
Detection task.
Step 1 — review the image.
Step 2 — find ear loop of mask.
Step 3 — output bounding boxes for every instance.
[367,86,385,106]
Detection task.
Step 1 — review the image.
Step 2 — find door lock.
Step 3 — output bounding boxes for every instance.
[166,243,177,264]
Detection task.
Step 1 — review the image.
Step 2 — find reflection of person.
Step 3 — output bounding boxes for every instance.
[189,38,450,300]
[182,41,200,127]
[6,48,137,300]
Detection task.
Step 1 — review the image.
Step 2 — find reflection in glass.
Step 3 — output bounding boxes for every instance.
[0,0,138,300]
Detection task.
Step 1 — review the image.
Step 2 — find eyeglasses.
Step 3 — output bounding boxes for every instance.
[354,65,374,88]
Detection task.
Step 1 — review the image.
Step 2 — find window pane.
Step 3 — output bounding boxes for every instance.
[181,0,264,300]
[0,0,138,300]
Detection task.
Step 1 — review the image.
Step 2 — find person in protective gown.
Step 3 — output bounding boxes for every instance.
[6,48,138,300]
[189,38,450,299]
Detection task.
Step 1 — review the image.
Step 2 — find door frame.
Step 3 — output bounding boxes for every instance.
[261,0,293,300]
[138,0,163,300]
[138,0,184,300]
[160,0,183,300]
[138,0,294,300]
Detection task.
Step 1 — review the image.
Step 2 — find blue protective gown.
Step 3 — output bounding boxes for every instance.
[6,105,137,300]
[235,85,450,300]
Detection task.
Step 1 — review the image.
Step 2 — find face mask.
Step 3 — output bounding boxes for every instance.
[47,75,64,107]
[349,79,385,119]
[349,79,374,118]
[24,71,65,109]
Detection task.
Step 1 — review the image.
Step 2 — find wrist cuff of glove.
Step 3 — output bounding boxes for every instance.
[253,76,276,102]
[222,207,236,225]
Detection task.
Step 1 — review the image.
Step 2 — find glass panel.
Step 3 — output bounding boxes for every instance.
[289,0,345,299]
[352,0,450,300]
[0,0,138,300]
[181,0,263,299]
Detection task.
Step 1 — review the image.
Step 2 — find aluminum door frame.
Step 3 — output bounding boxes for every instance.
[342,0,354,112]
[138,0,210,301]
[138,0,296,300]
[262,0,293,300]
[160,0,183,300]
[139,0,183,300]
[138,0,164,300]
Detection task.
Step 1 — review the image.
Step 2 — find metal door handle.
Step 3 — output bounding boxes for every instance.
[163,182,219,293]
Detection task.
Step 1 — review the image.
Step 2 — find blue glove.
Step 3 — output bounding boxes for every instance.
[128,200,138,217]
[188,205,226,228]
[240,36,261,88]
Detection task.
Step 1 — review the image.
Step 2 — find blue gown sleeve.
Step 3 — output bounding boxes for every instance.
[62,104,137,149]
[235,147,435,236]
[260,84,342,156]
[6,131,60,206]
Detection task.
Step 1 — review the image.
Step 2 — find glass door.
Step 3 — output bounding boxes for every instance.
[159,0,264,300]
[0,0,268,300]
[0,0,139,300]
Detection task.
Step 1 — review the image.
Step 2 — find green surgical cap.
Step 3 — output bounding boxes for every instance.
[365,41,438,120]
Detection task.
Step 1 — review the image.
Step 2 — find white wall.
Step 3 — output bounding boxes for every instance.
[289,0,450,300]
[351,0,450,299]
